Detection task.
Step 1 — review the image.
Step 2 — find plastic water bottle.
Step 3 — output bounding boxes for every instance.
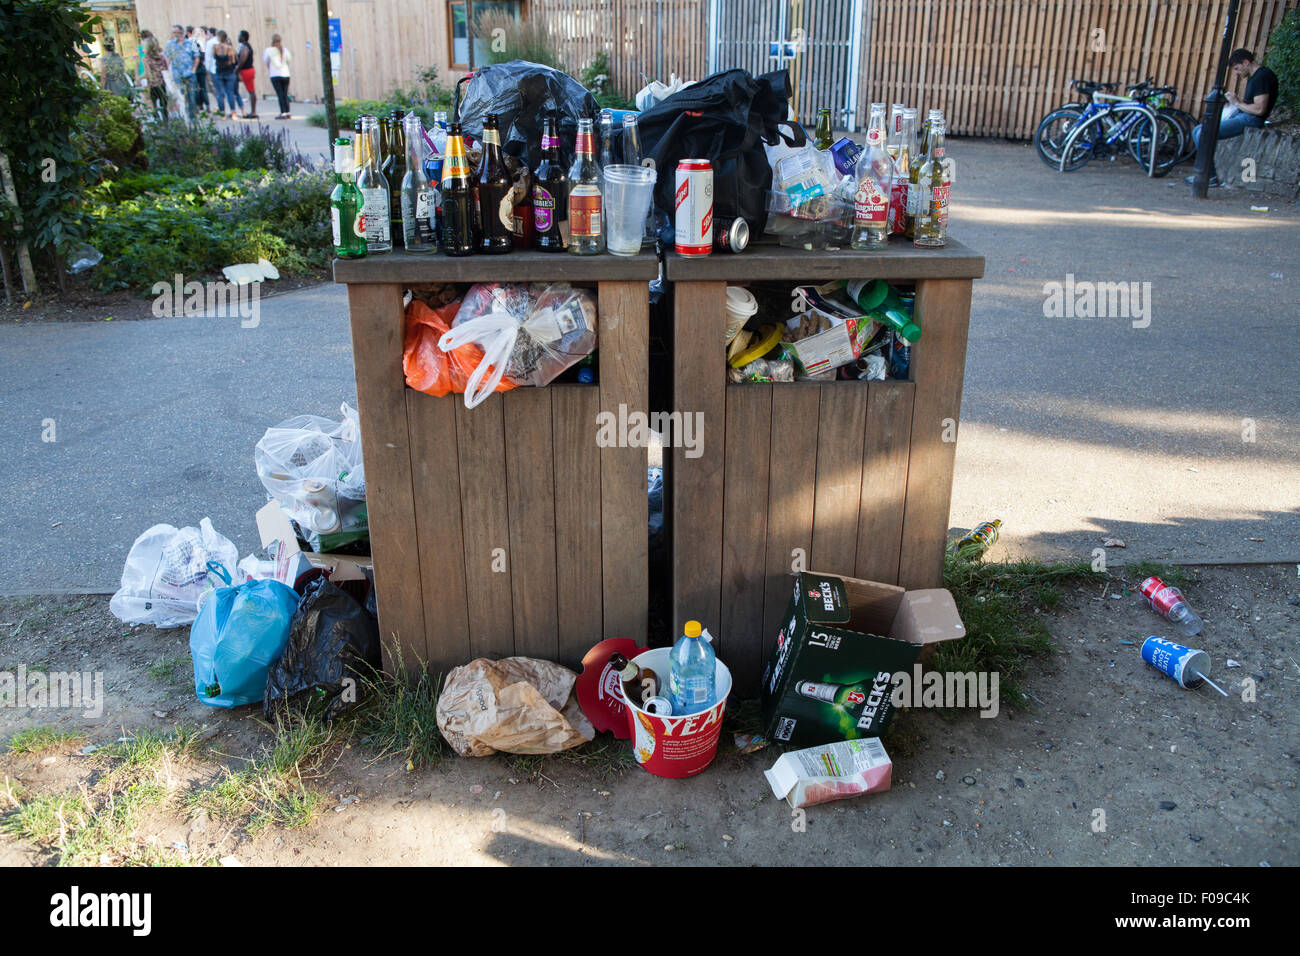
[668,620,716,714]
[1139,576,1203,636]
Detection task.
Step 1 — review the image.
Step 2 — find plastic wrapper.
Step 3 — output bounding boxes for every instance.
[439,282,598,409]
[264,576,380,721]
[457,60,598,175]
[109,518,238,628]
[765,738,893,809]
[190,564,300,708]
[436,657,596,757]
[403,297,516,399]
[254,403,367,550]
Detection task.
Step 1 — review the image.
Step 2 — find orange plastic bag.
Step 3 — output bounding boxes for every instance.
[403,299,515,398]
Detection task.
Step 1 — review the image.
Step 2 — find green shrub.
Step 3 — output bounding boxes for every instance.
[143,118,313,177]
[581,52,636,111]
[75,87,146,175]
[1266,9,1300,121]
[83,168,331,293]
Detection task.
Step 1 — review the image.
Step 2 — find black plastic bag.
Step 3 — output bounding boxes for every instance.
[458,60,598,174]
[635,69,801,242]
[264,575,381,721]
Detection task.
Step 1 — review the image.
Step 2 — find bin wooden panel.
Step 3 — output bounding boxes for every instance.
[667,241,984,697]
[336,251,657,674]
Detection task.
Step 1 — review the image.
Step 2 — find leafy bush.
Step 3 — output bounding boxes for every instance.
[75,87,147,175]
[581,52,636,111]
[1265,9,1300,122]
[475,9,565,70]
[308,72,454,130]
[144,118,315,177]
[83,168,332,292]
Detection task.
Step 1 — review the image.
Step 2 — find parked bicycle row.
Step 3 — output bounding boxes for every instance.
[1035,77,1198,177]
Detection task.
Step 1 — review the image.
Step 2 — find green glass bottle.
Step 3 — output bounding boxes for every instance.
[330,138,367,259]
[814,107,834,150]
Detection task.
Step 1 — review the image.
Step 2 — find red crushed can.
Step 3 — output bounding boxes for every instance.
[675,159,713,257]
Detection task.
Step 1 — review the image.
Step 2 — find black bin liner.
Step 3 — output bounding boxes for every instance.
[265,575,381,721]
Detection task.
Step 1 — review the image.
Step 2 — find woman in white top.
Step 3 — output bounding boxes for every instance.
[264,34,293,119]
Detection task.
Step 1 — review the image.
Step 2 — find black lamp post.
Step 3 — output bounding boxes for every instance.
[1190,0,1242,198]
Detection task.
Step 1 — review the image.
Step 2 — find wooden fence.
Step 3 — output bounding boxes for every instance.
[132,0,1296,137]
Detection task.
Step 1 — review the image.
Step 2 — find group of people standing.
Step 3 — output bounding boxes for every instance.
[110,24,294,123]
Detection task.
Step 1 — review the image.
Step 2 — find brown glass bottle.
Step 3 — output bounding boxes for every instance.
[387,110,407,248]
[475,115,512,254]
[533,113,568,252]
[440,122,475,257]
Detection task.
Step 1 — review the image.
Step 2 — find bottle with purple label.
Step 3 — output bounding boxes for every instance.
[533,112,568,252]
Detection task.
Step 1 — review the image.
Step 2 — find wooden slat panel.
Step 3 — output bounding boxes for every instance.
[455,394,515,659]
[810,383,867,575]
[855,381,915,585]
[720,384,772,698]
[761,385,821,649]
[406,389,470,672]
[899,278,973,589]
[345,283,425,673]
[598,280,649,643]
[504,388,559,661]
[553,386,604,668]
[671,280,727,639]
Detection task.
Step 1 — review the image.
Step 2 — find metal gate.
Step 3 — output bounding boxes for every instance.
[709,0,867,131]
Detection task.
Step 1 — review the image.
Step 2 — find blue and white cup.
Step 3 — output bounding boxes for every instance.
[1140,636,1211,689]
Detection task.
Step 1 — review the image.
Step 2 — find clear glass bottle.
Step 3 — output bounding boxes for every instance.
[401,115,437,254]
[567,116,604,255]
[886,103,905,160]
[906,110,939,239]
[851,103,894,251]
[329,138,367,259]
[431,109,449,155]
[355,115,391,254]
[622,113,655,246]
[913,113,949,248]
[598,108,615,173]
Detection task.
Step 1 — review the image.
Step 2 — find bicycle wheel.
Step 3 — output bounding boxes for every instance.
[1163,108,1198,163]
[1035,108,1096,170]
[1127,113,1184,177]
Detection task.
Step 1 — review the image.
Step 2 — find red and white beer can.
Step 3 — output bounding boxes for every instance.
[675,159,714,257]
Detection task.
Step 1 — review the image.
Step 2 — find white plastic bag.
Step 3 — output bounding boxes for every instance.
[109,518,239,628]
[254,403,366,539]
[635,73,695,111]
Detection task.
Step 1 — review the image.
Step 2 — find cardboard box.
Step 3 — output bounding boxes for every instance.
[760,571,967,748]
[784,284,879,376]
[255,501,372,591]
[765,737,893,809]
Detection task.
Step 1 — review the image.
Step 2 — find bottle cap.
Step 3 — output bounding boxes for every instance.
[684,620,702,638]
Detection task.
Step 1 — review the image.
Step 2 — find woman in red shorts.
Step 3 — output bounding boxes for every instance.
[235,29,257,118]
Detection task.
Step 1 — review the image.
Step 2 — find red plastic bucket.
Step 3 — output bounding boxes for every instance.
[623,648,732,778]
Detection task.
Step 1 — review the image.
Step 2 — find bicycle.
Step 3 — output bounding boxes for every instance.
[1035,80,1183,176]
[1047,77,1196,168]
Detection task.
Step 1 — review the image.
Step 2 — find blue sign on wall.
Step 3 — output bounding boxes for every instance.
[328,17,342,53]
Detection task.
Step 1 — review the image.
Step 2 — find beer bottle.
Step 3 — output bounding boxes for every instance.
[440,122,475,256]
[894,107,918,234]
[608,652,660,707]
[598,108,615,172]
[388,110,407,247]
[796,680,870,708]
[476,114,513,254]
[401,115,437,254]
[567,115,604,255]
[355,116,391,254]
[814,107,834,150]
[886,103,905,160]
[851,102,893,251]
[533,112,568,252]
[906,110,939,239]
[329,138,367,259]
[913,113,949,248]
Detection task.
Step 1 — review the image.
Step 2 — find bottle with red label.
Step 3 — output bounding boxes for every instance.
[1138,576,1203,636]
[567,115,604,255]
[913,111,949,248]
[850,102,894,251]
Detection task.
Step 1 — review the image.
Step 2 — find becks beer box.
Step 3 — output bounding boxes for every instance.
[760,571,967,749]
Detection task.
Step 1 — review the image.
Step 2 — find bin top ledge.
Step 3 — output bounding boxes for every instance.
[333,248,661,284]
[666,237,985,282]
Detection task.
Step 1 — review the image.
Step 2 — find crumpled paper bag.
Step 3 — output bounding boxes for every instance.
[436,657,595,757]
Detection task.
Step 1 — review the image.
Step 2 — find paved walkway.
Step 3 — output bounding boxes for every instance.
[1,140,1297,593]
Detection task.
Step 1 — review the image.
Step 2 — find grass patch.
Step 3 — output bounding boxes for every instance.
[146,656,187,685]
[2,727,201,865]
[188,712,340,835]
[937,550,1107,709]
[6,727,86,755]
[354,656,445,772]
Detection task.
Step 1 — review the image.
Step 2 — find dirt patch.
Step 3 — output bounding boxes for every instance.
[2,564,1296,866]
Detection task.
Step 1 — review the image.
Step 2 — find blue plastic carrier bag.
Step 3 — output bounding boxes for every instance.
[190,563,300,708]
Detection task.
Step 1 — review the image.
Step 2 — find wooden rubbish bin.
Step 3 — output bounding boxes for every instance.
[667,240,985,697]
[333,251,658,673]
